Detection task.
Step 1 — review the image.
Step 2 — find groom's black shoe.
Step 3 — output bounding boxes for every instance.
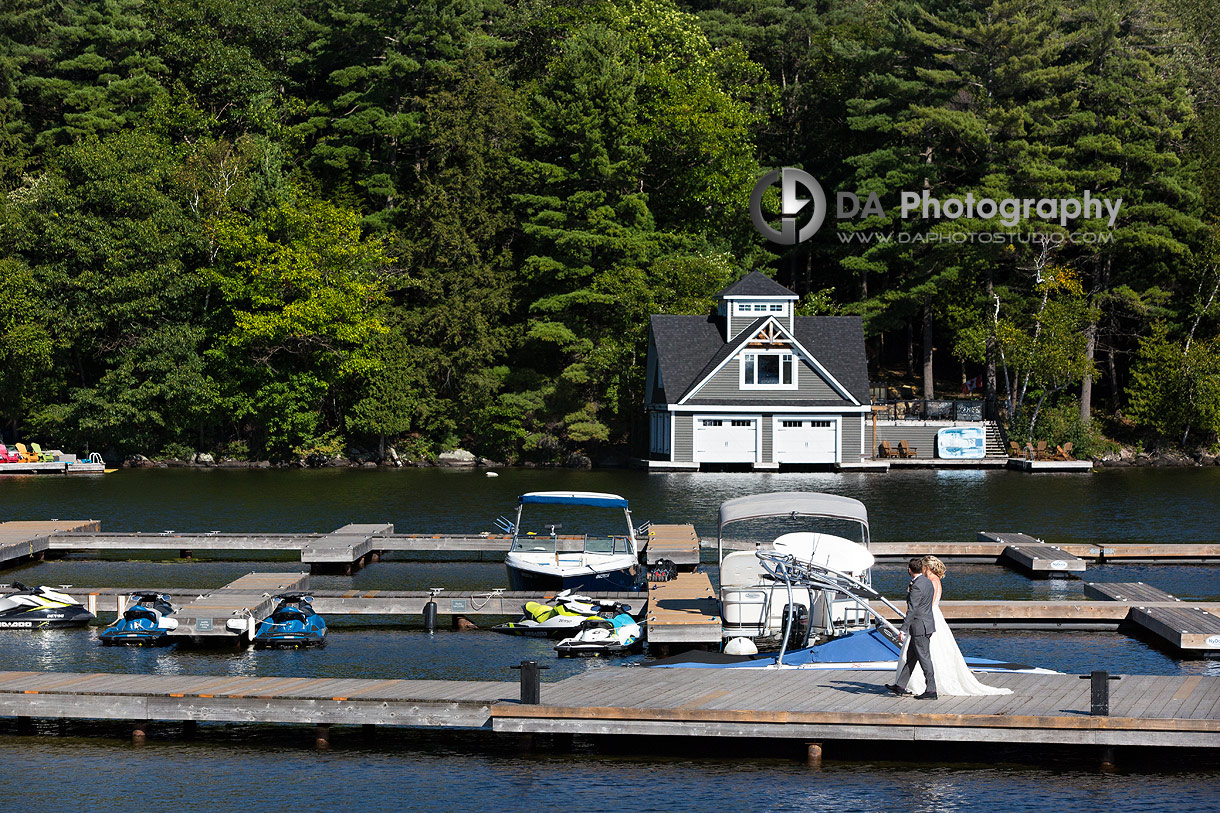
[884,683,909,696]
[914,691,938,700]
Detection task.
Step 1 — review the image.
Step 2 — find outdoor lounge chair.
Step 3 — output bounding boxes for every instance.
[14,443,37,463]
[878,440,896,458]
[1009,441,1022,457]
[1033,440,1048,460]
[30,442,53,462]
[898,439,917,458]
[1054,442,1074,460]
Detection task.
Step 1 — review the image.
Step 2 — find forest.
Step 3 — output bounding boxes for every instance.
[0,0,1218,463]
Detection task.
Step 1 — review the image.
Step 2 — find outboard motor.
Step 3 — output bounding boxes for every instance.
[781,603,810,649]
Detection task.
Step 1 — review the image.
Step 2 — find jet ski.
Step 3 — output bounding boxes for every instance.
[492,591,635,638]
[0,582,95,629]
[99,592,178,646]
[554,609,643,657]
[252,594,327,648]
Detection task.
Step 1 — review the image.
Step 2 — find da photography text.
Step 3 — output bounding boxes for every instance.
[749,168,1123,245]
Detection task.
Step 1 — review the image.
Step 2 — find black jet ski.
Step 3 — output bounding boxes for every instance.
[253,594,327,648]
[99,592,178,646]
[0,582,95,629]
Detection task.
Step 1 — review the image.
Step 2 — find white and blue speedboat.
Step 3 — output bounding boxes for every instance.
[502,492,644,592]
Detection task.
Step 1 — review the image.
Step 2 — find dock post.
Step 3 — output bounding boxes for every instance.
[315,723,331,750]
[1100,746,1117,772]
[1080,671,1121,716]
[180,549,192,560]
[87,593,97,616]
[512,659,549,705]
[806,742,823,768]
[132,721,148,745]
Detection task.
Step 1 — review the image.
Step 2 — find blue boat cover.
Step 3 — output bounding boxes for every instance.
[519,492,629,509]
[657,628,901,669]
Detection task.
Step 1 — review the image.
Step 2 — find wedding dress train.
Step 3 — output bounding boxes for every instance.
[897,604,1012,696]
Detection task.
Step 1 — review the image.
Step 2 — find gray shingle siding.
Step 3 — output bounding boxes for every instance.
[843,415,862,460]
[674,413,693,462]
[761,417,773,462]
[686,357,847,403]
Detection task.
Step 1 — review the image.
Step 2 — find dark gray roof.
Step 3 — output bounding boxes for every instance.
[649,314,869,405]
[649,314,728,404]
[683,399,867,408]
[792,316,870,404]
[716,271,798,299]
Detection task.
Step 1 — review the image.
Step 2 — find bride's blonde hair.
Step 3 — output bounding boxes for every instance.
[922,555,946,578]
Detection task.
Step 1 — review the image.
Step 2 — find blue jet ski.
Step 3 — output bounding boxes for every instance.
[99,592,177,646]
[253,594,327,648]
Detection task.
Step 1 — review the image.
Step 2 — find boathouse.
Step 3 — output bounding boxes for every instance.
[644,272,870,470]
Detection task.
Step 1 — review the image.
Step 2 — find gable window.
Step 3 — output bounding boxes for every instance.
[737,303,751,313]
[753,304,768,311]
[742,352,796,389]
[769,304,784,312]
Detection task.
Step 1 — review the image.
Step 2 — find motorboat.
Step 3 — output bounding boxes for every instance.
[717,492,875,649]
[0,582,95,629]
[252,594,327,648]
[491,590,637,638]
[99,592,177,646]
[502,492,644,592]
[554,608,644,657]
[654,550,1056,674]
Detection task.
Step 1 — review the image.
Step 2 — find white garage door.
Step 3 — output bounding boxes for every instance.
[694,417,757,463]
[773,418,838,463]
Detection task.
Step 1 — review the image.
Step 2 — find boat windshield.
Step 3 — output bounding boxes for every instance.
[510,492,636,555]
[584,536,633,555]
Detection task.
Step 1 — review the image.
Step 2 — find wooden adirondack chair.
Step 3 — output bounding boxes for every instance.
[1054,442,1074,460]
[878,440,896,458]
[898,439,918,458]
[14,443,38,463]
[1009,441,1022,457]
[29,442,53,462]
[1033,440,1048,460]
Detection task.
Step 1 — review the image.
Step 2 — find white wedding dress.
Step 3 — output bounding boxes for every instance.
[897,600,1012,697]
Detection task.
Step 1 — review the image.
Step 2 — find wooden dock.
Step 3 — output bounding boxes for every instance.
[980,531,1087,578]
[1084,582,1220,656]
[167,572,310,643]
[642,524,701,568]
[0,667,1216,753]
[0,520,100,565]
[644,571,721,649]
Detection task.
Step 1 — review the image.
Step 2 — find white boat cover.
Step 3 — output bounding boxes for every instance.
[718,492,869,533]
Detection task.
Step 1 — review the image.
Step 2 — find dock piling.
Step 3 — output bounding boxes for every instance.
[514,660,548,705]
[806,742,823,768]
[1080,670,1121,715]
[132,721,148,745]
[315,723,331,750]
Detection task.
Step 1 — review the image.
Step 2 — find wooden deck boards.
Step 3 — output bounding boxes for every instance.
[644,571,721,646]
[643,524,701,567]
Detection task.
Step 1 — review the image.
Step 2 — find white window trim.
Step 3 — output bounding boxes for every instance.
[740,351,798,390]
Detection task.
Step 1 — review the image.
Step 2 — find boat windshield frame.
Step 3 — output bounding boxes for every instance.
[510,491,637,556]
[716,491,870,567]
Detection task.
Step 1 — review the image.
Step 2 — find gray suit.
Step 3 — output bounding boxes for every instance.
[895,573,937,694]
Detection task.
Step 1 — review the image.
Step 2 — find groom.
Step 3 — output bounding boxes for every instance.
[886,557,938,700]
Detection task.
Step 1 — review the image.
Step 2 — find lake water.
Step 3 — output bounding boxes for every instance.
[1,467,1219,810]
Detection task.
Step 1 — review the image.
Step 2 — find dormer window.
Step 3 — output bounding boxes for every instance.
[742,352,796,389]
[736,301,787,315]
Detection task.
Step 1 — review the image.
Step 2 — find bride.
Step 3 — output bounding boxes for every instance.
[897,556,1011,696]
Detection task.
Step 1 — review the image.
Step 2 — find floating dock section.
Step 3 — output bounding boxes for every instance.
[167,572,309,643]
[0,668,1216,752]
[980,531,1087,578]
[1085,582,1220,657]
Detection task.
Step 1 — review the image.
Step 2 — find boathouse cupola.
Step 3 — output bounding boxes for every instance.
[716,272,799,340]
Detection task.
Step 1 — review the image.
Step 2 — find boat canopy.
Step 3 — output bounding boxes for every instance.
[519,491,629,509]
[717,491,869,533]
